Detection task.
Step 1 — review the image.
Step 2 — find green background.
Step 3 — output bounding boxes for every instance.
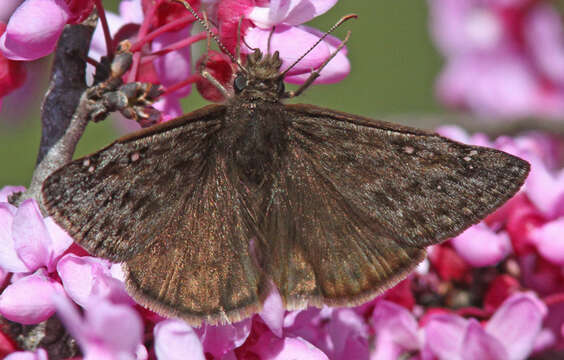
[0,1,442,187]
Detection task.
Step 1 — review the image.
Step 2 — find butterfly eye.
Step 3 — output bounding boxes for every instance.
[277,79,285,97]
[234,74,247,93]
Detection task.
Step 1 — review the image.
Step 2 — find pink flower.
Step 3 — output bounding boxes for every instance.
[371,300,420,360]
[0,268,66,324]
[57,254,133,307]
[451,223,512,267]
[55,295,145,360]
[217,0,349,84]
[424,292,547,360]
[0,0,93,61]
[4,349,48,360]
[0,198,73,273]
[428,0,564,117]
[153,319,205,360]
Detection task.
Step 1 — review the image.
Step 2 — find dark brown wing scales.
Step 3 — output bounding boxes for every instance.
[259,104,528,309]
[285,104,530,248]
[42,105,225,262]
[261,143,426,308]
[124,154,267,325]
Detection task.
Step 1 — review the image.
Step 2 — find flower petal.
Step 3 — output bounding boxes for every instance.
[249,332,329,360]
[424,314,468,359]
[462,319,508,360]
[259,286,285,337]
[43,217,73,269]
[0,269,65,324]
[485,292,547,360]
[151,27,192,98]
[0,0,70,60]
[154,319,205,360]
[372,300,420,352]
[85,300,143,356]
[530,218,564,264]
[243,24,329,76]
[248,0,338,28]
[57,254,112,307]
[284,26,350,84]
[451,223,511,267]
[198,319,252,357]
[4,349,48,360]
[12,199,51,271]
[0,203,28,272]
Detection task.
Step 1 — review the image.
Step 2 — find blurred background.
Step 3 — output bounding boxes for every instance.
[0,1,442,187]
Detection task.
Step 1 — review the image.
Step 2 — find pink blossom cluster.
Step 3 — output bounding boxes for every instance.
[1,127,563,359]
[428,0,564,118]
[0,0,349,120]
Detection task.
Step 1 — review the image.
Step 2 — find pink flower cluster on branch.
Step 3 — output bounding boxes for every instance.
[428,0,564,118]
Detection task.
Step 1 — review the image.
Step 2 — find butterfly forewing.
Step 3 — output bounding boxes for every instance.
[42,105,225,262]
[284,104,529,248]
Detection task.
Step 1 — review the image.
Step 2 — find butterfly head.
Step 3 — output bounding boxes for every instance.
[232,49,286,101]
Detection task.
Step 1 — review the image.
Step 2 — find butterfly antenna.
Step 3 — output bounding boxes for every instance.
[280,14,357,78]
[267,26,276,55]
[174,0,248,73]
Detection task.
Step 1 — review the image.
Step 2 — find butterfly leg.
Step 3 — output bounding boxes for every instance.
[284,30,351,99]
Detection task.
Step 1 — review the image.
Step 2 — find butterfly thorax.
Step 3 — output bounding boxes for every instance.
[220,50,289,184]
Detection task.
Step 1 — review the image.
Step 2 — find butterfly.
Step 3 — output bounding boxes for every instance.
[41,7,530,325]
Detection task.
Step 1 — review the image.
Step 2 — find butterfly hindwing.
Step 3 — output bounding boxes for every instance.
[261,142,426,308]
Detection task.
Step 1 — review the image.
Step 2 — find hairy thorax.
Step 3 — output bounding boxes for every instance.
[220,96,289,184]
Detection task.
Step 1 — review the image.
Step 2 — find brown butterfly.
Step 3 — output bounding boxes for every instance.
[41,7,529,325]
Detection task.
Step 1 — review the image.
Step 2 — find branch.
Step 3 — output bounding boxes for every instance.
[14,14,98,206]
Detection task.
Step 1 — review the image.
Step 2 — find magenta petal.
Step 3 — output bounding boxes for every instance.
[329,308,369,360]
[154,319,206,360]
[0,269,65,324]
[251,332,329,360]
[57,254,112,307]
[485,293,547,360]
[154,95,183,121]
[525,5,564,84]
[0,204,29,272]
[259,286,285,337]
[0,185,25,202]
[451,223,511,267]
[243,25,329,75]
[284,26,350,84]
[151,27,192,97]
[248,0,338,28]
[424,314,468,359]
[526,157,564,218]
[531,218,564,264]
[85,300,143,356]
[4,349,48,360]
[43,217,73,268]
[372,300,420,350]
[198,319,252,357]
[12,199,50,271]
[0,0,70,60]
[462,320,508,360]
[57,295,143,359]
